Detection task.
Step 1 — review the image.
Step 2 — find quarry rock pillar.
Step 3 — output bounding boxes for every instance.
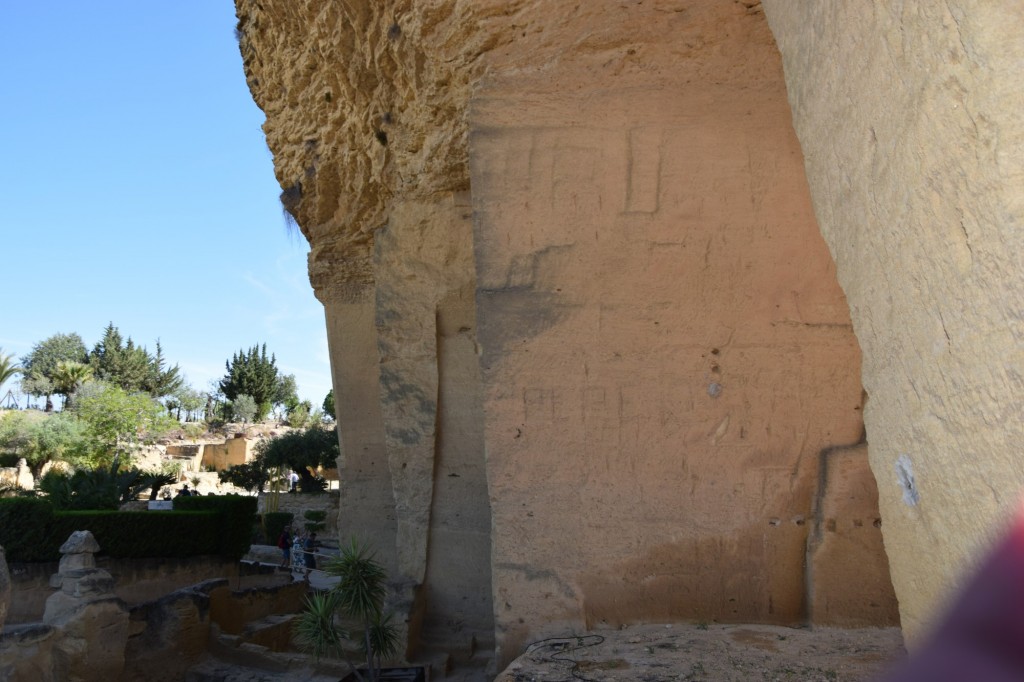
[43,531,128,682]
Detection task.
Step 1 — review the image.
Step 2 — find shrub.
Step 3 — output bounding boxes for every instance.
[183,422,205,440]
[175,494,257,559]
[0,497,55,561]
[262,511,294,546]
[48,511,219,560]
[303,509,327,534]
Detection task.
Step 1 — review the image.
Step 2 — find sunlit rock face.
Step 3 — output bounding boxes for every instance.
[764,1,1024,642]
[235,0,916,667]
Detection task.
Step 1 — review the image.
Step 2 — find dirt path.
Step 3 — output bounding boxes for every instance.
[495,623,906,682]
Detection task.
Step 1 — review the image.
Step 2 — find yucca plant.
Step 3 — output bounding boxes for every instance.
[294,539,400,682]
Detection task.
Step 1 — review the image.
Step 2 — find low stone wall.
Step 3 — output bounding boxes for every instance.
[7,555,288,625]
[2,573,308,681]
[0,623,58,682]
[208,580,307,636]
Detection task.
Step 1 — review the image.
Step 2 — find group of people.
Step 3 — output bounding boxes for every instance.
[277,527,320,576]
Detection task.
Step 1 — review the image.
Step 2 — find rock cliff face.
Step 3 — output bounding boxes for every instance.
[235,0,944,668]
[764,1,1024,639]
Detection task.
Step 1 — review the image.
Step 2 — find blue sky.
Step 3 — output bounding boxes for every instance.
[0,2,332,407]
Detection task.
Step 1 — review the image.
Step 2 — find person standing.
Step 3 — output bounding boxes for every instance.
[291,533,304,573]
[277,527,292,568]
[303,532,319,576]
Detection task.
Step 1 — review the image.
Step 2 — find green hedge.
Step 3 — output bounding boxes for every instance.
[0,497,55,562]
[48,511,219,561]
[0,495,255,563]
[174,494,258,560]
[262,512,294,546]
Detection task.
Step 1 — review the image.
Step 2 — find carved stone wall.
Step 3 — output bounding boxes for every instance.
[468,6,864,661]
[235,0,903,668]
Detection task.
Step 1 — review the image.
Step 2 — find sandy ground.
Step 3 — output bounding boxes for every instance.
[494,623,906,682]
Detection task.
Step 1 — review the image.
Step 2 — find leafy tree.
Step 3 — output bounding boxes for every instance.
[22,412,89,477]
[0,349,20,392]
[287,400,312,428]
[0,411,36,463]
[19,374,53,409]
[218,457,270,494]
[231,394,257,424]
[21,333,88,411]
[220,344,279,420]
[0,410,91,477]
[322,389,335,420]
[71,381,176,467]
[176,385,206,422]
[51,360,93,409]
[273,374,299,417]
[254,424,338,492]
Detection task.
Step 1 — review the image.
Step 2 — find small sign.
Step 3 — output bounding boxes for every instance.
[148,501,174,511]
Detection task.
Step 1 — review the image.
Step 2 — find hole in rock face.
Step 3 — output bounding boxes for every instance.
[711,348,720,355]
[388,23,401,40]
[374,130,389,146]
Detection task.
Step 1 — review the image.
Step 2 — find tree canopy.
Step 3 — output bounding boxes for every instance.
[71,381,176,466]
[0,410,88,477]
[253,424,339,491]
[21,333,88,409]
[220,344,279,420]
[89,323,182,398]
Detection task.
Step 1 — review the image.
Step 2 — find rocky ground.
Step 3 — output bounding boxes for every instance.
[184,619,905,682]
[494,623,906,682]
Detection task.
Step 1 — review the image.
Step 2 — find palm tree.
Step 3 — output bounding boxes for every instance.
[0,349,21,393]
[294,539,400,681]
[51,360,93,409]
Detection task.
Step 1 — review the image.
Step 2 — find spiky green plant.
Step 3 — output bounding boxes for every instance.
[294,539,401,681]
[294,591,347,661]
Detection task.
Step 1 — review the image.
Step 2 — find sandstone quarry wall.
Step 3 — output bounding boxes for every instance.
[468,4,865,660]
[763,1,1024,640]
[235,0,900,668]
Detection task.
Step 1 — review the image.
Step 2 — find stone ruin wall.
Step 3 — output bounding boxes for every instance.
[229,0,1024,665]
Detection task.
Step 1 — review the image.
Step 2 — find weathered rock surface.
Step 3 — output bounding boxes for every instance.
[0,623,58,682]
[234,0,936,671]
[123,586,214,682]
[807,444,899,627]
[494,622,905,682]
[763,1,1024,641]
[42,531,129,681]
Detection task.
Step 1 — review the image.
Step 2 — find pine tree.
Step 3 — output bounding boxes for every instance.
[220,344,279,420]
